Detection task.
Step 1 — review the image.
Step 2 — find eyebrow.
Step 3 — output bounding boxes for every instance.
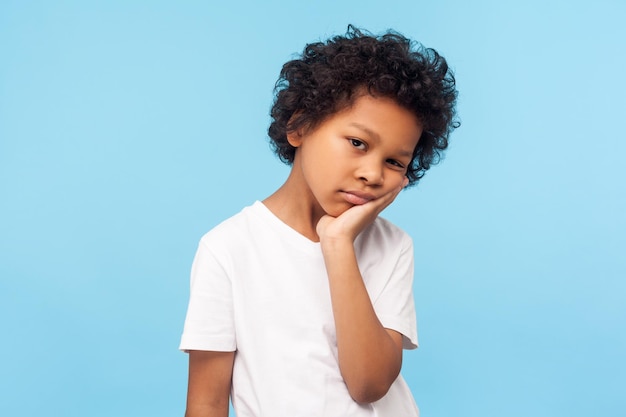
[349,122,414,158]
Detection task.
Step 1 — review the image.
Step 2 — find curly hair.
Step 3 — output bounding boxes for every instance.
[268,25,459,186]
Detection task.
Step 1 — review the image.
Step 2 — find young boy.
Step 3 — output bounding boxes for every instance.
[180,26,458,417]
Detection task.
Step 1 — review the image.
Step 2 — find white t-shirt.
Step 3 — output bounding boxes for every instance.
[180,201,420,417]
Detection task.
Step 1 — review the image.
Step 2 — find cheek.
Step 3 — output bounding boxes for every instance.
[387,171,407,188]
[304,156,335,182]
[312,147,342,176]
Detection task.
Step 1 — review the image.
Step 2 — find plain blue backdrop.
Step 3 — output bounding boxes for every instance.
[1,1,624,416]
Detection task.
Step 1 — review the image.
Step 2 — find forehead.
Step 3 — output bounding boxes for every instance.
[331,94,423,148]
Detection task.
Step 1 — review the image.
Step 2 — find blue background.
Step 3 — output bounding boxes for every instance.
[1,1,624,416]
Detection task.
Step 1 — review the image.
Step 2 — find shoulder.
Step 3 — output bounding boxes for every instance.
[190,202,265,277]
[197,202,264,253]
[361,216,412,248]
[354,216,413,262]
[199,202,260,240]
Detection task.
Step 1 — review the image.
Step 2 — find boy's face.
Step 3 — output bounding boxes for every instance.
[287,94,423,217]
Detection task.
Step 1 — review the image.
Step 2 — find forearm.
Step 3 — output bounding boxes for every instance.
[185,350,234,417]
[321,238,402,403]
[185,403,229,417]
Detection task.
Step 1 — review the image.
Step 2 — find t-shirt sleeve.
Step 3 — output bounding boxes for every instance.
[179,236,236,352]
[373,233,418,350]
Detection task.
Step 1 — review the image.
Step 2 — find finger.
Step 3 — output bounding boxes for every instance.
[315,214,333,235]
[358,188,400,219]
[370,181,405,209]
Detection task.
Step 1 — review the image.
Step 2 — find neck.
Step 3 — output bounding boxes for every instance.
[263,168,325,242]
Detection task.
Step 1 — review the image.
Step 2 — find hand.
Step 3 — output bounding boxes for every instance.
[317,177,408,244]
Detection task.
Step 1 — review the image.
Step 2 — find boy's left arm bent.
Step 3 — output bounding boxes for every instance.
[317,181,407,404]
[322,240,404,404]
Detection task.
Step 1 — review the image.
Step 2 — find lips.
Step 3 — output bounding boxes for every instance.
[342,191,375,205]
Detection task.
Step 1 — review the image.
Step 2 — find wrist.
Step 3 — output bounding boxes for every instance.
[320,235,354,254]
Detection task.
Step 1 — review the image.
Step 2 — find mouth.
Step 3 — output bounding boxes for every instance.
[341,191,376,205]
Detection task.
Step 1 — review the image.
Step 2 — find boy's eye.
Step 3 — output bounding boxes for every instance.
[387,159,405,169]
[349,138,366,150]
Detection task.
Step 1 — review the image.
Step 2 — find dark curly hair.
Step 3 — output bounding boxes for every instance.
[268,25,459,186]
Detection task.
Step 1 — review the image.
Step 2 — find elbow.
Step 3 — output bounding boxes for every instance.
[341,341,403,404]
[347,379,394,404]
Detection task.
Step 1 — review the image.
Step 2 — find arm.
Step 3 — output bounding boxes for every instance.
[184,350,234,417]
[316,180,408,404]
[321,239,404,403]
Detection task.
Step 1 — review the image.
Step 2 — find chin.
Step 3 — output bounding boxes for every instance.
[323,203,352,218]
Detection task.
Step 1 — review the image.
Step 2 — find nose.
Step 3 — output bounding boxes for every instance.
[357,157,384,185]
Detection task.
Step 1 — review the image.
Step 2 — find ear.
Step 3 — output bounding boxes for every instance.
[286,129,303,147]
[286,111,305,147]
